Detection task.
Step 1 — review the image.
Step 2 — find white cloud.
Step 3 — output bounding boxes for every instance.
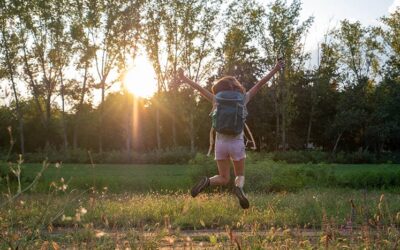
[389,0,400,13]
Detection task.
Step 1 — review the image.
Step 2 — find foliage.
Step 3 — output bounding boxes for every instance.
[0,1,399,158]
[3,147,195,165]
[271,150,400,164]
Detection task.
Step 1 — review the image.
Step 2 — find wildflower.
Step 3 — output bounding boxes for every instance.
[75,213,81,222]
[60,184,68,191]
[123,240,131,250]
[95,230,106,238]
[18,154,23,164]
[52,241,60,250]
[61,215,72,221]
[80,207,87,215]
[283,228,291,236]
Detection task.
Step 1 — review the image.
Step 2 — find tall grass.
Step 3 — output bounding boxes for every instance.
[1,189,399,248]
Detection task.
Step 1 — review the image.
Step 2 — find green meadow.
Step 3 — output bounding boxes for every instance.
[1,157,400,248]
[3,159,400,192]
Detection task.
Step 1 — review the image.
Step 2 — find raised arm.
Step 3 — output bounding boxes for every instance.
[247,59,285,101]
[176,68,214,103]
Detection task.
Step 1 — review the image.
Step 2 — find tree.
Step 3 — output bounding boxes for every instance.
[0,2,25,154]
[367,58,400,152]
[311,42,340,149]
[144,0,221,151]
[68,0,96,150]
[15,0,73,149]
[177,0,221,152]
[330,20,382,152]
[369,8,400,152]
[87,0,143,153]
[261,0,313,150]
[142,0,167,150]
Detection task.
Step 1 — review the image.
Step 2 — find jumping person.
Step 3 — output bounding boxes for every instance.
[177,59,284,209]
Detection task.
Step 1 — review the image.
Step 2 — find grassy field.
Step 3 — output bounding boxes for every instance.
[2,159,400,192]
[5,163,193,192]
[1,189,400,248]
[1,158,400,248]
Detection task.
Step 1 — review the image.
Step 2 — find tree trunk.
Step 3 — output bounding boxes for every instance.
[273,87,280,151]
[156,104,161,150]
[73,65,88,150]
[44,87,52,150]
[98,80,105,153]
[332,131,343,154]
[172,115,177,146]
[306,104,314,149]
[281,108,286,151]
[126,94,132,162]
[4,42,25,155]
[171,29,179,147]
[73,124,79,150]
[11,78,25,155]
[189,112,195,153]
[60,72,68,151]
[281,73,287,152]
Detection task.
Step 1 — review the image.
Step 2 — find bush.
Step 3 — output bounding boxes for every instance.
[246,161,337,192]
[271,150,331,164]
[188,155,338,193]
[338,170,400,189]
[271,150,400,164]
[187,153,216,182]
[4,147,196,164]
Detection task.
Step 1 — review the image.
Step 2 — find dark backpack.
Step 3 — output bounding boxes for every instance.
[211,90,247,135]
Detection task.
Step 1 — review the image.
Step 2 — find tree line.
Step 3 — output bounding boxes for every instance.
[0,0,399,158]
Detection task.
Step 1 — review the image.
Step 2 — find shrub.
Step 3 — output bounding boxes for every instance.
[246,162,337,192]
[270,150,400,164]
[187,153,216,182]
[5,147,196,164]
[188,156,338,193]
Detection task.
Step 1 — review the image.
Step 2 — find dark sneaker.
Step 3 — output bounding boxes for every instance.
[234,186,249,209]
[191,177,210,197]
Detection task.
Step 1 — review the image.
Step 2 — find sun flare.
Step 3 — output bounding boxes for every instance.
[123,55,158,98]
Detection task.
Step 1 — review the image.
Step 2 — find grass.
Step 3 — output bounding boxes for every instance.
[1,189,400,248]
[51,189,400,229]
[1,158,400,248]
[2,160,400,193]
[1,163,192,193]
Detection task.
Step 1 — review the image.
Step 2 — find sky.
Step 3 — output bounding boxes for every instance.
[290,0,400,66]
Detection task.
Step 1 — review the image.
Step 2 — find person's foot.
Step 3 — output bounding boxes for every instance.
[234,186,249,209]
[191,177,210,197]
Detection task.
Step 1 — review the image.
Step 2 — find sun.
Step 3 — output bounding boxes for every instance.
[123,55,158,98]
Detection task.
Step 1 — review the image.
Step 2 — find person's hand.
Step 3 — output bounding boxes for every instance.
[171,68,186,89]
[275,58,285,71]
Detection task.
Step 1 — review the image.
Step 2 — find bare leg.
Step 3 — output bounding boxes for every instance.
[232,158,245,176]
[209,160,231,186]
[232,158,249,209]
[233,158,245,187]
